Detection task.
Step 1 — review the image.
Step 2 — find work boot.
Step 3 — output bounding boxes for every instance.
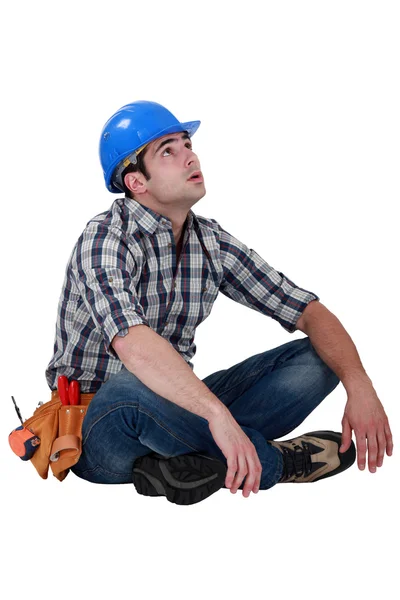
[132,451,227,505]
[269,430,356,483]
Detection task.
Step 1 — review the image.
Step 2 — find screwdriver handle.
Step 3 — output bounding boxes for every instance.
[58,376,69,405]
[69,380,80,405]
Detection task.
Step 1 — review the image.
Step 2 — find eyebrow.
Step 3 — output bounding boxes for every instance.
[153,132,191,157]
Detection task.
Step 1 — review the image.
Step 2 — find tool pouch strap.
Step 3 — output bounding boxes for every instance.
[50,434,80,459]
[23,390,96,482]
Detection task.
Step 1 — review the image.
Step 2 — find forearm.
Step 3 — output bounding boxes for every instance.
[112,325,225,422]
[302,303,373,393]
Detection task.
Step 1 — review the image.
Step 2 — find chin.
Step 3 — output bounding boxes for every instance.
[180,183,206,206]
[191,189,206,205]
[193,183,206,199]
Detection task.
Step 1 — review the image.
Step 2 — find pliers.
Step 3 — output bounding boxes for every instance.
[57,376,80,405]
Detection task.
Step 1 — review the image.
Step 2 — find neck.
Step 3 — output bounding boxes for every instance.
[130,195,189,241]
[174,219,187,245]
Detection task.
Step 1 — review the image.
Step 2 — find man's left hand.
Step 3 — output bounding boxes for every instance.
[340,384,394,472]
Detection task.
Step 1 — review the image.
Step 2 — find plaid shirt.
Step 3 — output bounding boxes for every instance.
[45,196,319,393]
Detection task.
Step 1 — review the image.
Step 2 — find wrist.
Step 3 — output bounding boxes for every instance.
[342,370,373,395]
[206,396,227,422]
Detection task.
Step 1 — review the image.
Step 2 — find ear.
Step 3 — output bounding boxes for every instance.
[124,171,147,196]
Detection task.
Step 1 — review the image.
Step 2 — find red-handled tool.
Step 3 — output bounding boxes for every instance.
[58,376,70,405]
[68,380,80,405]
[57,376,81,405]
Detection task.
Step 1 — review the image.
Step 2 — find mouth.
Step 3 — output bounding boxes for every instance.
[187,170,203,183]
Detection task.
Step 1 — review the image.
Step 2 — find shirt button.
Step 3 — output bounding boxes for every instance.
[168,242,172,247]
[202,285,208,291]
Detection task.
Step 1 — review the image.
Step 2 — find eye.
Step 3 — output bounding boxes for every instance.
[161,143,193,157]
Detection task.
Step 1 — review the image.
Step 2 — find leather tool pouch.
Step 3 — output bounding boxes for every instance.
[23,390,95,482]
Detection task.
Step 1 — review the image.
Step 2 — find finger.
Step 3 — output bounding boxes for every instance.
[377,426,386,468]
[232,452,248,494]
[253,459,262,494]
[225,455,238,489]
[385,422,394,456]
[340,416,352,452]
[241,460,254,497]
[231,452,247,494]
[367,430,378,473]
[355,430,367,470]
[242,454,259,497]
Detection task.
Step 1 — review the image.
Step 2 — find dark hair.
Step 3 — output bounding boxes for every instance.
[113,145,151,199]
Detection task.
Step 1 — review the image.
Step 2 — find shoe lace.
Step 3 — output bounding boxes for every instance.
[281,442,313,480]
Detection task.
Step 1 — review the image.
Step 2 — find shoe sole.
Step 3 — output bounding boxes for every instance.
[132,452,227,505]
[301,430,356,482]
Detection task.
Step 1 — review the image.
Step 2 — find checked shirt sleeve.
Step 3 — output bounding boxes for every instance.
[73,223,149,359]
[217,224,320,333]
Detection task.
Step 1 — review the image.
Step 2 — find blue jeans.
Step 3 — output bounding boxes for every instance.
[71,336,340,490]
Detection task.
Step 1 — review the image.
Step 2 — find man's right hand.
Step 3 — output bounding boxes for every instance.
[208,409,262,497]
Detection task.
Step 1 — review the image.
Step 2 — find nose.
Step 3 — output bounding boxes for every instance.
[184,147,197,169]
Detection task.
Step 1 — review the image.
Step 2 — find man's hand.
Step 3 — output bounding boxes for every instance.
[208,409,262,497]
[339,383,394,472]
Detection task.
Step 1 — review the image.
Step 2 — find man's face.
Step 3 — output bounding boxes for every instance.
[135,131,206,206]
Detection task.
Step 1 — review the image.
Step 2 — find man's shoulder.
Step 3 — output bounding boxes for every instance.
[83,197,139,238]
[194,213,220,233]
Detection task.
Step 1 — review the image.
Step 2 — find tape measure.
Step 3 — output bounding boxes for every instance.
[8,396,41,460]
[9,425,41,461]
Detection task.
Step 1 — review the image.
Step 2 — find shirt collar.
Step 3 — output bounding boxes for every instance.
[124,195,196,236]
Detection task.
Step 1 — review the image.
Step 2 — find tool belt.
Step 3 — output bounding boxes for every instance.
[21,390,96,482]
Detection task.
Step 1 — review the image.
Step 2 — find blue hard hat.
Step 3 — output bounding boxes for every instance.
[99,100,201,193]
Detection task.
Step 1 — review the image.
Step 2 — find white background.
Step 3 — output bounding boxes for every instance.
[1,1,399,598]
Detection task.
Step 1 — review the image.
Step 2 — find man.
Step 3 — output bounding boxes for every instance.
[45,100,393,505]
